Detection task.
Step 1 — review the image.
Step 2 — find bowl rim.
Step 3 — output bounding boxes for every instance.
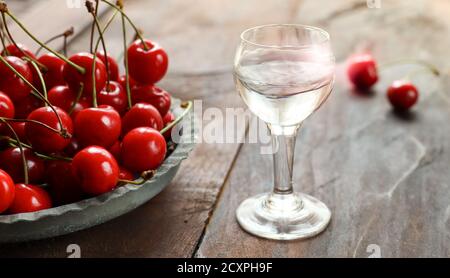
[0,97,197,224]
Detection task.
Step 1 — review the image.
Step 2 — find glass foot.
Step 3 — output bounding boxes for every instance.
[236,192,331,240]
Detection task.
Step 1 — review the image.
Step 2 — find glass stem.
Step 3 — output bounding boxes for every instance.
[268,124,300,196]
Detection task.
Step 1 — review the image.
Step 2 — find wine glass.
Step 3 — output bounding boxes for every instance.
[233,24,335,240]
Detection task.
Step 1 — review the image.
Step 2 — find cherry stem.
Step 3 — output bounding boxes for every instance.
[87,0,111,87]
[27,59,48,106]
[118,170,156,186]
[378,59,440,76]
[0,21,8,55]
[35,27,74,56]
[0,12,47,70]
[101,0,149,50]
[68,83,84,115]
[89,0,99,54]
[0,136,72,162]
[160,101,193,135]
[0,119,28,184]
[0,117,68,137]
[0,3,85,74]
[119,7,132,109]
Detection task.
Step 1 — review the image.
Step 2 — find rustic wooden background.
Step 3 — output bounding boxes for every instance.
[1,0,450,258]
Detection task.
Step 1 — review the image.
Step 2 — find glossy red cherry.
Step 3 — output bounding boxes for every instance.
[8,183,52,214]
[62,52,107,97]
[72,146,119,196]
[97,81,127,115]
[25,106,73,153]
[162,111,175,140]
[387,80,419,111]
[1,44,37,60]
[131,85,171,116]
[0,56,33,102]
[119,167,134,181]
[0,147,45,184]
[121,127,167,172]
[0,91,15,132]
[70,98,91,121]
[46,160,83,205]
[122,103,163,135]
[118,74,137,90]
[74,106,121,148]
[48,85,77,112]
[108,140,121,162]
[127,39,168,85]
[3,122,27,143]
[13,94,43,119]
[0,169,15,213]
[35,53,66,90]
[96,51,119,81]
[347,54,378,91]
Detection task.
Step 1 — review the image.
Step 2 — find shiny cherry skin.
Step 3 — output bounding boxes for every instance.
[108,140,121,162]
[122,103,163,135]
[62,52,107,97]
[48,85,77,112]
[131,85,171,116]
[8,183,52,214]
[25,106,73,153]
[36,53,66,90]
[70,98,90,121]
[72,146,119,196]
[118,74,138,90]
[119,167,134,181]
[13,94,43,119]
[347,54,378,91]
[64,137,81,157]
[3,122,27,143]
[0,56,33,102]
[127,39,168,85]
[97,81,127,115]
[387,80,419,111]
[0,169,15,213]
[74,106,121,148]
[46,160,83,205]
[162,111,175,140]
[96,51,119,81]
[1,44,37,60]
[0,147,45,184]
[121,127,167,172]
[0,91,15,132]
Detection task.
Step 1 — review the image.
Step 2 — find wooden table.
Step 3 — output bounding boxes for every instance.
[1,0,450,258]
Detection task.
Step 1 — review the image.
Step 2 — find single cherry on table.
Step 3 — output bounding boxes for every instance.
[347,53,379,91]
[387,80,419,111]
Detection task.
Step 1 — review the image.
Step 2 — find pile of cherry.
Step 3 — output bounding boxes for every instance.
[0,0,183,215]
[347,53,440,110]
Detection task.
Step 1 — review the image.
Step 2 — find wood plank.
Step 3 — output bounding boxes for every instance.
[196,0,450,257]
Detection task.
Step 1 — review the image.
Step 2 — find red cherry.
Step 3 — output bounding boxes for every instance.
[46,160,83,205]
[74,106,121,148]
[8,183,52,214]
[118,74,137,90]
[387,80,419,111]
[0,169,15,213]
[0,56,33,102]
[72,146,119,195]
[13,94,43,119]
[127,39,168,85]
[0,91,15,132]
[96,51,119,81]
[48,85,77,112]
[119,167,134,181]
[347,54,378,91]
[121,127,167,172]
[1,44,37,61]
[35,53,66,89]
[3,122,27,143]
[122,103,163,135]
[25,106,73,153]
[70,98,90,121]
[162,111,175,140]
[108,140,121,162]
[131,85,171,116]
[62,52,107,97]
[64,137,81,157]
[0,147,45,184]
[97,81,127,115]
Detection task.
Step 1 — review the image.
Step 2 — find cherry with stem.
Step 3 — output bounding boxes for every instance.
[159,101,193,135]
[0,118,28,184]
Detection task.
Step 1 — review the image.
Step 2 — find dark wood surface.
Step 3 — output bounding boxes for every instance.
[1,0,450,258]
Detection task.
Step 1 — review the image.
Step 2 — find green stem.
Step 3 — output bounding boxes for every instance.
[160,101,193,134]
[378,59,440,76]
[3,9,85,74]
[69,83,84,115]
[0,21,8,55]
[120,10,132,109]
[101,0,149,50]
[27,59,48,106]
[89,0,99,53]
[1,117,65,135]
[0,119,28,184]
